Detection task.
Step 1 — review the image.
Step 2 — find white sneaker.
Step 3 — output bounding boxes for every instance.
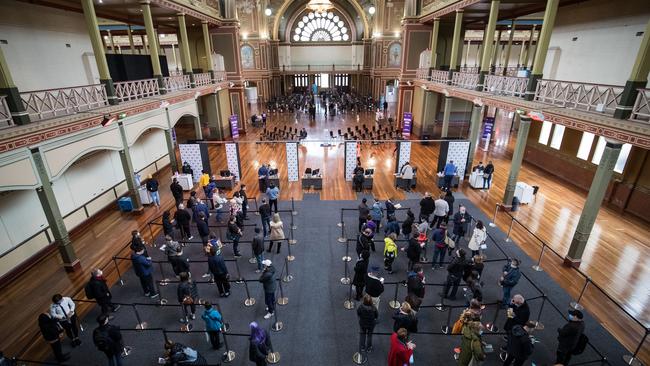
[188,236,194,240]
[264,312,273,319]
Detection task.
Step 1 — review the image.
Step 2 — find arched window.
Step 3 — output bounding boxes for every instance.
[293,11,350,42]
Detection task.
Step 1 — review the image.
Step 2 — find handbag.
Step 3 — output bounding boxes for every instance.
[182,295,194,305]
[444,235,455,249]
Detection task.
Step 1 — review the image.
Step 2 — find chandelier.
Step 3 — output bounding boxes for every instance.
[306,0,334,13]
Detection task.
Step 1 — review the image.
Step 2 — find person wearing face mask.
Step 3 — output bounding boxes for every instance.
[458,321,486,366]
[503,321,536,366]
[501,294,530,352]
[499,258,521,308]
[440,249,468,300]
[85,268,120,317]
[50,294,81,347]
[452,205,472,248]
[556,310,586,365]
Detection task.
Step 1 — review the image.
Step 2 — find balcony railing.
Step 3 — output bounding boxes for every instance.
[630,88,650,122]
[214,70,227,82]
[20,84,108,122]
[460,66,480,74]
[451,71,479,90]
[483,74,528,97]
[114,78,160,102]
[280,64,362,72]
[430,70,447,84]
[416,68,430,80]
[194,72,212,87]
[534,79,624,116]
[169,69,183,76]
[163,75,191,92]
[493,66,519,77]
[0,95,13,129]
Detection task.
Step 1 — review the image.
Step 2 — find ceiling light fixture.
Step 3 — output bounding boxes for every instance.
[368,6,376,15]
[265,8,272,16]
[306,0,334,14]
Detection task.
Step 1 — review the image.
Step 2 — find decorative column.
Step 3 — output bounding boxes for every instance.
[441,96,452,138]
[127,25,136,53]
[107,30,116,53]
[164,108,179,173]
[0,46,30,125]
[464,40,471,68]
[202,21,215,80]
[141,35,148,54]
[31,148,80,272]
[503,114,531,205]
[477,0,500,90]
[465,103,484,176]
[502,20,515,74]
[523,25,536,69]
[491,30,501,70]
[525,0,559,100]
[614,19,650,119]
[448,10,464,82]
[194,100,204,140]
[430,18,440,70]
[565,140,623,266]
[117,121,143,211]
[177,13,195,86]
[205,93,223,140]
[81,0,118,105]
[141,1,165,94]
[517,39,526,68]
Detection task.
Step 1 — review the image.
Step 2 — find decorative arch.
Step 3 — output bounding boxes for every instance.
[170,112,200,129]
[126,125,168,148]
[288,10,353,42]
[49,145,124,181]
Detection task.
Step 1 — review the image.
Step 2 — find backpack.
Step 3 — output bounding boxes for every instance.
[93,328,114,352]
[572,333,589,355]
[451,316,464,334]
[84,282,95,299]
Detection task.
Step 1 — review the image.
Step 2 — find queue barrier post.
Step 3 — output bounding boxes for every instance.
[441,306,454,334]
[352,350,368,365]
[272,298,284,332]
[486,303,501,332]
[158,262,170,286]
[113,256,125,286]
[291,211,297,230]
[505,217,515,242]
[267,351,281,364]
[570,277,591,311]
[338,220,346,243]
[286,239,295,262]
[234,259,244,284]
[388,282,401,309]
[289,217,297,245]
[343,281,355,310]
[489,203,499,228]
[277,279,289,305]
[132,304,147,330]
[532,244,546,272]
[622,329,648,366]
[243,280,256,307]
[282,257,293,283]
[534,295,546,330]
[340,258,350,285]
[342,239,352,262]
[220,328,236,363]
[337,208,344,227]
[291,197,297,216]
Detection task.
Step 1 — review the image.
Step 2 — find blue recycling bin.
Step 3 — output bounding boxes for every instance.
[118,197,133,212]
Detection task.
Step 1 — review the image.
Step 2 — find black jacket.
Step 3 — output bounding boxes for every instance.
[392,311,418,333]
[162,216,175,236]
[405,237,421,262]
[406,273,425,298]
[504,302,531,332]
[483,163,494,175]
[356,233,372,255]
[357,303,378,329]
[444,195,455,215]
[447,256,468,278]
[358,203,370,219]
[177,281,199,303]
[557,321,585,352]
[38,314,62,341]
[506,325,533,360]
[208,254,228,276]
[385,201,396,217]
[259,203,272,219]
[170,182,184,200]
[402,216,415,236]
[252,234,264,255]
[196,219,210,237]
[87,276,111,301]
[365,275,384,297]
[352,259,369,286]
[452,212,472,236]
[169,254,190,275]
[174,209,191,226]
[259,266,277,294]
[248,333,272,362]
[93,324,123,354]
[419,197,435,216]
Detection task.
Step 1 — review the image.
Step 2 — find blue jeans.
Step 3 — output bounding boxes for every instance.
[265,292,276,314]
[483,174,492,189]
[432,246,446,267]
[215,207,224,223]
[261,217,271,237]
[149,191,160,206]
[256,254,264,271]
[503,286,513,307]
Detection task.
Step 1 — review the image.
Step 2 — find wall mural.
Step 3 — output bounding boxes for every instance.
[388,43,402,67]
[241,45,255,69]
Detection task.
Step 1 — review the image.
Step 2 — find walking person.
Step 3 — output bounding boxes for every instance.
[482,161,494,190]
[146,174,160,208]
[458,321,486,366]
[503,321,536,366]
[387,328,415,366]
[365,266,385,308]
[131,247,158,298]
[50,294,81,347]
[556,310,586,365]
[267,213,285,254]
[170,178,184,207]
[353,250,370,300]
[259,259,277,319]
[418,192,435,222]
[249,322,273,366]
[358,198,370,232]
[177,272,199,323]
[266,183,280,213]
[173,204,193,241]
[252,227,265,272]
[201,302,223,350]
[259,198,272,237]
[383,233,398,274]
[357,294,378,353]
[431,224,448,270]
[499,258,521,307]
[93,314,124,366]
[207,246,231,297]
[452,204,472,247]
[432,194,449,228]
[468,220,487,257]
[443,160,457,191]
[38,312,69,362]
[85,268,120,317]
[440,249,468,300]
[227,215,243,258]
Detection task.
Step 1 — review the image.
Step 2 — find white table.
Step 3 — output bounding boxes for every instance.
[138,186,152,205]
[514,182,535,204]
[174,174,193,191]
[469,171,484,189]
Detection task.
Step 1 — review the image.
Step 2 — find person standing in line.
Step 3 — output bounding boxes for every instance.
[252,228,265,272]
[259,260,277,319]
[399,162,414,191]
[357,294,379,353]
[169,246,190,279]
[227,215,243,258]
[230,192,243,225]
[452,204,472,248]
[259,198,272,238]
[199,170,210,195]
[401,209,415,239]
[173,204,193,241]
[131,247,158,298]
[249,322,273,366]
[458,321,486,366]
[213,188,228,223]
[383,100,388,115]
[353,250,370,300]
[502,295,530,345]
[186,191,198,210]
[146,174,160,208]
[483,160,494,190]
[92,314,124,366]
[208,246,231,297]
[403,232,421,272]
[432,194,449,228]
[406,265,425,301]
[365,266,385,309]
[384,215,400,237]
[239,184,249,220]
[383,233,398,274]
[204,177,217,210]
[430,224,448,270]
[356,228,373,257]
[266,183,280,213]
[201,302,223,350]
[192,199,210,225]
[500,258,521,308]
[385,197,397,218]
[170,178,184,208]
[443,160,457,192]
[267,213,285,254]
[50,294,81,347]
[370,198,383,231]
[353,168,365,192]
[130,230,147,256]
[503,321,536,366]
[38,312,69,362]
[468,220,487,258]
[196,211,210,247]
[162,211,176,239]
[358,198,370,232]
[177,272,199,323]
[444,190,455,224]
[418,192,435,222]
[387,328,415,366]
[440,249,468,300]
[555,310,586,365]
[392,302,418,334]
[362,215,377,251]
[258,164,269,194]
[85,268,120,317]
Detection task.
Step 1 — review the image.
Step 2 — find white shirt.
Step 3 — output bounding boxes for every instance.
[50,297,76,321]
[468,227,487,251]
[401,165,414,179]
[433,199,449,216]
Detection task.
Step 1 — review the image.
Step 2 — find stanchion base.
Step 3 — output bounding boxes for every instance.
[272,321,283,332]
[344,300,355,309]
[486,323,499,332]
[221,350,236,363]
[119,280,125,286]
[277,297,289,305]
[244,298,256,307]
[352,352,367,364]
[441,325,449,334]
[489,222,496,227]
[531,265,543,272]
[235,279,244,284]
[289,239,297,245]
[292,225,297,230]
[159,299,168,306]
[623,355,643,366]
[267,352,281,364]
[283,275,293,283]
[340,277,350,285]
[534,321,544,331]
[292,211,297,216]
[136,322,148,330]
[159,279,170,286]
[505,238,511,242]
[122,346,132,357]
[180,323,193,332]
[249,257,258,264]
[569,301,584,311]
[287,255,295,262]
[388,300,400,309]
[223,322,231,332]
[337,222,343,227]
[435,304,447,312]
[337,237,347,243]
[342,256,351,262]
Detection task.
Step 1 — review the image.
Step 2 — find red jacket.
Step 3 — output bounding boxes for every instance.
[387,333,413,366]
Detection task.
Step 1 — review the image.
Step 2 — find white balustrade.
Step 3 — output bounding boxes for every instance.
[20,84,108,121]
[630,88,650,122]
[164,75,191,92]
[114,78,160,102]
[416,68,430,80]
[451,71,479,90]
[430,70,448,84]
[194,72,212,86]
[460,66,480,74]
[0,95,13,129]
[493,66,519,77]
[483,75,528,97]
[214,70,227,82]
[534,79,624,115]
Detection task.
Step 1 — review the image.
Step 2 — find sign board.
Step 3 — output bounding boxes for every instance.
[229,115,239,139]
[482,117,495,139]
[402,112,412,139]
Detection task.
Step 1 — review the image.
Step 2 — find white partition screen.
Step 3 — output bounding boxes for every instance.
[286,142,299,182]
[396,141,412,173]
[225,143,241,181]
[344,141,358,181]
[448,141,470,181]
[179,143,203,182]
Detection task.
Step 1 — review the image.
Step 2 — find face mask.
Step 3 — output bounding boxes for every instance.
[479,330,483,335]
[568,314,574,321]
[460,208,466,214]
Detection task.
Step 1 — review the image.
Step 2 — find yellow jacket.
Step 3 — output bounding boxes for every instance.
[384,237,398,257]
[199,173,210,187]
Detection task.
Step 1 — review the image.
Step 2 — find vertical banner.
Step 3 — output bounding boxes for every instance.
[344,141,358,181]
[395,141,412,174]
[402,112,412,139]
[229,115,239,139]
[179,143,203,182]
[482,117,495,139]
[225,143,241,182]
[285,142,299,182]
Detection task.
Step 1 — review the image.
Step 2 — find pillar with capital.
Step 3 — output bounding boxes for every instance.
[503,114,531,205]
[477,0,500,91]
[525,0,559,100]
[177,13,195,86]
[141,1,165,94]
[81,0,118,104]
